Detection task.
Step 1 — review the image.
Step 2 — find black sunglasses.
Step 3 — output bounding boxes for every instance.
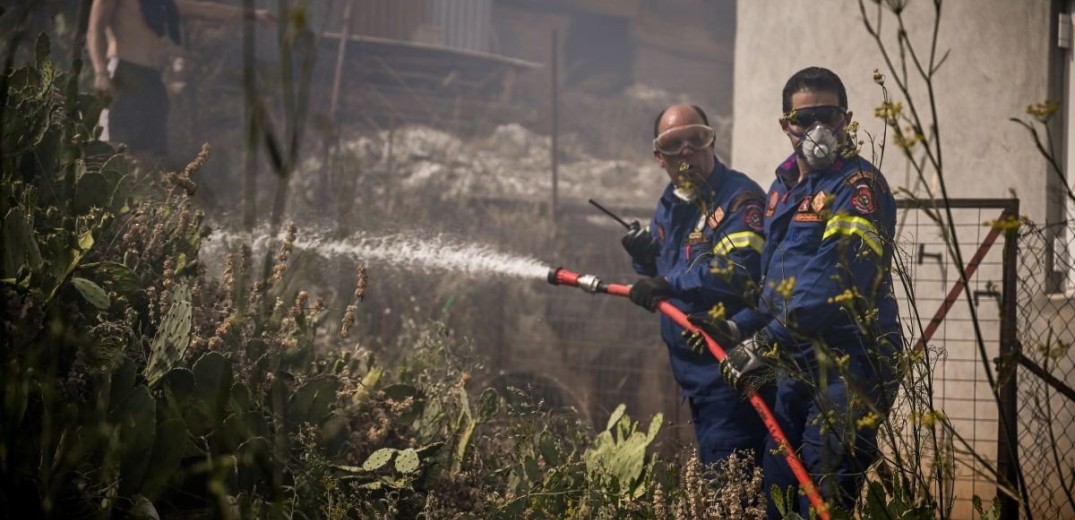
[783,106,846,127]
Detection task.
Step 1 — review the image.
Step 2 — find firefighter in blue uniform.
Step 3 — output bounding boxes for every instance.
[623,104,769,466]
[692,67,903,517]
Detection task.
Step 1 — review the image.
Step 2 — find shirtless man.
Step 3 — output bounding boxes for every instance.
[87,0,274,157]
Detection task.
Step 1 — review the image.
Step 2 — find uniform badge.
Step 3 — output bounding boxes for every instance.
[852,184,876,214]
[686,230,706,246]
[744,204,763,231]
[766,191,779,216]
[811,191,830,214]
[794,195,823,222]
[707,207,725,229]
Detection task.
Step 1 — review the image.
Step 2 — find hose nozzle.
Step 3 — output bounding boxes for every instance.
[547,267,604,294]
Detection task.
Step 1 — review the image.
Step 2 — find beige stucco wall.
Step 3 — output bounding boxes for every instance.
[731,0,1054,224]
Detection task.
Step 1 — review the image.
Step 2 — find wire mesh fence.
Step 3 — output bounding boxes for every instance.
[1013,217,1075,519]
[890,200,1015,519]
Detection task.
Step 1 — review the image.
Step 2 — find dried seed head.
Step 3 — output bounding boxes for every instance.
[354,263,368,302]
[340,305,356,338]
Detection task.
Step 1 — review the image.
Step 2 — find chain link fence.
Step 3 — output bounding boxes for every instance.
[1014,217,1075,519]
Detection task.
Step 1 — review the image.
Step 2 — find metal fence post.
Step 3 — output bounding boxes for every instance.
[998,201,1022,520]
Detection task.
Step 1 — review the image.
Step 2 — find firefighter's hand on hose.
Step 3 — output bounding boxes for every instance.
[628,277,672,312]
[621,221,658,267]
[685,313,742,350]
[721,339,772,393]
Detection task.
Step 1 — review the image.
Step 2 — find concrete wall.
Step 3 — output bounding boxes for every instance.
[731,0,1053,225]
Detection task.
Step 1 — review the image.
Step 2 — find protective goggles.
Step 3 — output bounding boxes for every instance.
[653,124,715,156]
[782,106,846,128]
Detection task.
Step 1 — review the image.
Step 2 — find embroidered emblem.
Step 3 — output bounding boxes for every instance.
[811,191,830,214]
[766,191,779,216]
[744,204,763,231]
[795,195,822,222]
[686,230,706,246]
[852,184,877,214]
[708,207,725,229]
[794,212,823,222]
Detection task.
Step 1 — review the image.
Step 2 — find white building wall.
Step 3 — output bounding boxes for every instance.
[731,0,1053,225]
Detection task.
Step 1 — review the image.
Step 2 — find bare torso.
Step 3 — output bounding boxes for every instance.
[105,0,168,68]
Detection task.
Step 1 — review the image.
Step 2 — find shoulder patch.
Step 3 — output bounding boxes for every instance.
[743,204,764,231]
[852,184,877,214]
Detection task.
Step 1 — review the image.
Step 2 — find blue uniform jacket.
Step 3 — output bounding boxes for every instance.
[633,161,766,398]
[731,153,902,364]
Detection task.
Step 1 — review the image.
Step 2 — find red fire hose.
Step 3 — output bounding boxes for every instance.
[548,267,831,519]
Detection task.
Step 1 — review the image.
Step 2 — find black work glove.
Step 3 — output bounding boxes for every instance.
[621,220,658,268]
[720,340,772,393]
[628,277,672,312]
[686,313,742,350]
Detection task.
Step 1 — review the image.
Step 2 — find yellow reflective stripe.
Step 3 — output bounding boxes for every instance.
[823,215,882,255]
[713,231,765,256]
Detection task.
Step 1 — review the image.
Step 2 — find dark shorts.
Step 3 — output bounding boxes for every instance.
[109,60,169,156]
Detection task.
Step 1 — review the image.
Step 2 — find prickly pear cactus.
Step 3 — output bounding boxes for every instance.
[145,282,192,386]
[71,276,110,309]
[395,448,419,474]
[583,405,663,499]
[362,448,396,471]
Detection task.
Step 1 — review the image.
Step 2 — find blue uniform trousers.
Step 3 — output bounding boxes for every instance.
[762,349,899,518]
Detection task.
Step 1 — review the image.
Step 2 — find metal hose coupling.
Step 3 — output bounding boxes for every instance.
[546,267,605,294]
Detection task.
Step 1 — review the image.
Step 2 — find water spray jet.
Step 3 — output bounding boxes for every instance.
[548,266,832,520]
[208,228,551,281]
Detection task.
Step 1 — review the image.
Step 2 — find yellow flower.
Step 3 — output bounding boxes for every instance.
[874,101,903,125]
[1026,100,1060,123]
[916,410,946,428]
[985,216,1021,232]
[775,276,796,300]
[827,288,857,304]
[857,412,881,430]
[893,126,924,151]
[835,353,851,370]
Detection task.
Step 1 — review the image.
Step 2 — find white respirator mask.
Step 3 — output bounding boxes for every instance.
[799,121,839,171]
